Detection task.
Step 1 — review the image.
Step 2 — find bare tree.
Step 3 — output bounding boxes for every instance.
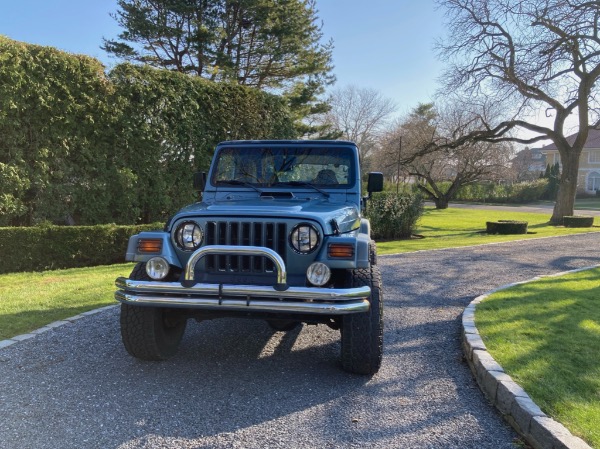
[436,0,600,223]
[379,102,512,208]
[373,120,408,191]
[376,104,436,191]
[321,85,397,172]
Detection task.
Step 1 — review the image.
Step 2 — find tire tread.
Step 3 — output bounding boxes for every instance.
[340,263,383,375]
[120,263,186,361]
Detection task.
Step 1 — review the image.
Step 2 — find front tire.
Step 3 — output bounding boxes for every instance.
[340,265,383,375]
[120,263,187,361]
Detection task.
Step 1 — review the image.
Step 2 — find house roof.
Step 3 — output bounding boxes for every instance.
[513,147,545,159]
[541,128,600,151]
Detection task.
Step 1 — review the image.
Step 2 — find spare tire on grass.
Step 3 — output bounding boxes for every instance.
[563,215,594,228]
[486,220,528,235]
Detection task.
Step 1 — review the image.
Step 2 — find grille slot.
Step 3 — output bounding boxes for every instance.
[204,221,287,274]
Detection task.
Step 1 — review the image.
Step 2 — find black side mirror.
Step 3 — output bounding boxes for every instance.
[193,172,207,192]
[367,172,384,194]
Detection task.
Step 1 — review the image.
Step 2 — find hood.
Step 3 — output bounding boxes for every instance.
[173,197,361,235]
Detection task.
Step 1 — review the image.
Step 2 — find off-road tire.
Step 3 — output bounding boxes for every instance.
[369,241,377,266]
[340,265,383,375]
[120,263,187,361]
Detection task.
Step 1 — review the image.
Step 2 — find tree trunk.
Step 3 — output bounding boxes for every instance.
[414,178,451,209]
[550,150,580,224]
[434,197,449,209]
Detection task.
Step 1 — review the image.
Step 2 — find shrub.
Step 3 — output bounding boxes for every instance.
[454,182,504,202]
[453,179,549,203]
[367,192,424,240]
[486,220,528,234]
[0,223,162,274]
[506,179,548,203]
[563,216,594,228]
[577,191,597,199]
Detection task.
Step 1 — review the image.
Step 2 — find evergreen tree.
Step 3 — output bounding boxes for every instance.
[541,162,561,200]
[103,0,334,134]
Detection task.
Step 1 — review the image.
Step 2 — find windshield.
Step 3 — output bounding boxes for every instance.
[211,146,355,188]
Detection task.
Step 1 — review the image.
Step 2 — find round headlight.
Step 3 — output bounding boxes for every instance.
[174,221,203,251]
[306,262,331,286]
[289,223,320,254]
[146,256,170,280]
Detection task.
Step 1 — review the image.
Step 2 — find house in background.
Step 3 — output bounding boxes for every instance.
[511,147,547,181]
[540,128,600,193]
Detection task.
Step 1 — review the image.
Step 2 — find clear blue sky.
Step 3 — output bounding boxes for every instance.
[0,0,445,114]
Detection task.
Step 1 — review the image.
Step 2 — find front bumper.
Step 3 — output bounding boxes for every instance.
[115,245,371,315]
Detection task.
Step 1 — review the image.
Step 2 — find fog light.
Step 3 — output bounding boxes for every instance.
[146,257,170,280]
[306,262,331,286]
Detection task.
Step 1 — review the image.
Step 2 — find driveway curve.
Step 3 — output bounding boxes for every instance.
[1,233,599,449]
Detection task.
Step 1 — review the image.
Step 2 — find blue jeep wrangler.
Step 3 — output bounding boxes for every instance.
[115,140,384,374]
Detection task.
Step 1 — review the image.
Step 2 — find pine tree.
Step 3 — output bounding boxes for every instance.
[103,0,334,134]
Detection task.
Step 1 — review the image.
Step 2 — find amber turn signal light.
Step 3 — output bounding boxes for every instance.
[138,238,163,253]
[328,243,354,259]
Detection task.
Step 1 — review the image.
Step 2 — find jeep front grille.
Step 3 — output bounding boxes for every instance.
[204,222,287,273]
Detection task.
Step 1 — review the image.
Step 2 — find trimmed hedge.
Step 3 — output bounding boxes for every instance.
[563,216,594,228]
[451,179,549,203]
[486,220,528,235]
[0,223,162,274]
[0,37,295,227]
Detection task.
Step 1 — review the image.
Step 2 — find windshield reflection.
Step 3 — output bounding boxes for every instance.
[212,147,354,188]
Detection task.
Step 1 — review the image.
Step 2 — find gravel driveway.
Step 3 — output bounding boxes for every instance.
[1,233,599,449]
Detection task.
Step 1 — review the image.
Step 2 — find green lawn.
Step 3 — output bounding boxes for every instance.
[0,263,134,340]
[1,207,599,339]
[451,198,600,210]
[575,197,600,210]
[1,209,598,447]
[476,269,600,448]
[378,207,599,255]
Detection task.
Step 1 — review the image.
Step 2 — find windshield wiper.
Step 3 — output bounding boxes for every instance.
[274,181,330,198]
[217,180,263,193]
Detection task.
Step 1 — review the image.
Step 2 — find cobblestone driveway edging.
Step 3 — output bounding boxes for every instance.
[462,266,599,449]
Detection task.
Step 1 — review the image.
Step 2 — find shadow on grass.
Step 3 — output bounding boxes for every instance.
[0,301,112,340]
